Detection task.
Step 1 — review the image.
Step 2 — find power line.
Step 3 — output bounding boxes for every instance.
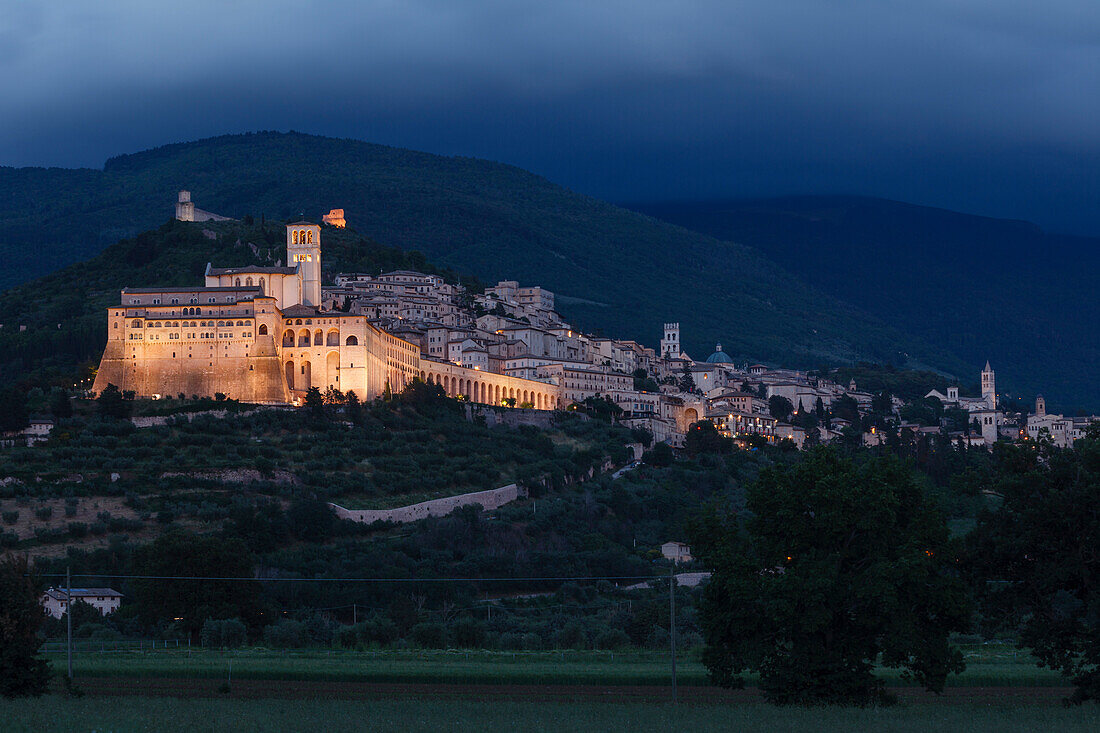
[39,573,661,583]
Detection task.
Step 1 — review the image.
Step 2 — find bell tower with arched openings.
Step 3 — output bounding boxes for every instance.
[287,222,321,307]
[981,360,996,409]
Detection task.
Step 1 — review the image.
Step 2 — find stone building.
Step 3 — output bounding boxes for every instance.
[92,223,561,410]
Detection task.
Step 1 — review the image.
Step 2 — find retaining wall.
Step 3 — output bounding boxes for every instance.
[331,483,524,525]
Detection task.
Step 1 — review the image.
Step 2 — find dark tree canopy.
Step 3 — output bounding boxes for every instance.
[768,395,794,422]
[691,448,969,705]
[684,420,731,455]
[970,428,1100,703]
[0,554,50,697]
[0,387,29,433]
[131,531,257,634]
[96,383,132,419]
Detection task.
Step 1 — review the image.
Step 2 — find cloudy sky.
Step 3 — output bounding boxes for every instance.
[5,1,1100,231]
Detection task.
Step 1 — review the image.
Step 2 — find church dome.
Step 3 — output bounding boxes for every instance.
[705,343,733,364]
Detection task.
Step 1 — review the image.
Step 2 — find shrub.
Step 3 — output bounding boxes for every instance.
[360,616,399,647]
[498,632,523,650]
[34,507,52,521]
[262,619,309,648]
[555,621,587,649]
[201,618,247,649]
[411,622,447,649]
[594,628,631,650]
[67,522,87,538]
[450,617,485,648]
[2,511,18,525]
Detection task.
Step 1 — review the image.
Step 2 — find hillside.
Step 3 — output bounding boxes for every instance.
[0,132,962,383]
[0,218,477,385]
[631,196,1100,411]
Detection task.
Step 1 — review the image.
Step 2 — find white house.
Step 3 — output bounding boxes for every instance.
[661,541,693,564]
[40,587,123,619]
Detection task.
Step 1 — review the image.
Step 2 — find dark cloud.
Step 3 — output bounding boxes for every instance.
[3,1,1100,231]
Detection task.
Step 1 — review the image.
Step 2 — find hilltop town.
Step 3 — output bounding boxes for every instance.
[63,193,1096,451]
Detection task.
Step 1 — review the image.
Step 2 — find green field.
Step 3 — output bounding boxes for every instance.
[40,645,1065,688]
[1,697,1098,733]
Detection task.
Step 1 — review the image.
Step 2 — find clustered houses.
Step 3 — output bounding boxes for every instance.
[1024,394,1099,447]
[90,195,1098,450]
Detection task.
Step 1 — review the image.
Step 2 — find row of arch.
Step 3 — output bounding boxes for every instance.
[281,329,355,348]
[420,370,557,410]
[284,353,341,392]
[233,276,265,289]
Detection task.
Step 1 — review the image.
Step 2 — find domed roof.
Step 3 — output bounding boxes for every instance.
[705,342,733,364]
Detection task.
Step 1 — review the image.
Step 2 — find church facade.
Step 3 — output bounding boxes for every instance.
[92,223,561,409]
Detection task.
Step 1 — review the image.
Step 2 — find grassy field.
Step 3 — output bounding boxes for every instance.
[40,645,1066,688]
[1,697,1098,733]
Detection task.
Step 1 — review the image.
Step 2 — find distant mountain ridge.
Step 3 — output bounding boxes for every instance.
[630,196,1100,410]
[0,132,960,386]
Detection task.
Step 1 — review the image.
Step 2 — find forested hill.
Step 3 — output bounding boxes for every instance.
[0,132,960,382]
[631,196,1100,411]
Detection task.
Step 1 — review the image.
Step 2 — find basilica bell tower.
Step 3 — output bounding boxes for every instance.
[287,222,322,307]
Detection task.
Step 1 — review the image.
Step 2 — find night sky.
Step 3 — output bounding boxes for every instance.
[5,1,1100,233]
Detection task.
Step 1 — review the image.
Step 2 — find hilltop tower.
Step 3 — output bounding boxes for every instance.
[287,222,322,307]
[175,190,195,221]
[660,323,680,360]
[1035,394,1046,417]
[981,361,996,408]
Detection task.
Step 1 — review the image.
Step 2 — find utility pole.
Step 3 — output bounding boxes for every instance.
[66,566,73,681]
[669,565,677,705]
[353,603,357,625]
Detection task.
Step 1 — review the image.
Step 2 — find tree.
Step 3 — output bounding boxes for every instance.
[679,363,696,394]
[969,432,1100,702]
[684,420,731,455]
[832,395,859,425]
[871,390,893,415]
[691,449,969,705]
[288,498,336,543]
[633,368,660,393]
[49,388,73,421]
[0,388,29,433]
[345,390,363,426]
[304,386,326,420]
[96,383,131,419]
[0,554,50,697]
[399,378,447,406]
[768,395,793,422]
[642,441,674,467]
[580,395,623,422]
[131,531,257,634]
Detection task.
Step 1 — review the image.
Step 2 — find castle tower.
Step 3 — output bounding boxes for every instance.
[660,322,680,359]
[1035,394,1046,417]
[287,222,322,307]
[175,190,195,221]
[981,361,996,408]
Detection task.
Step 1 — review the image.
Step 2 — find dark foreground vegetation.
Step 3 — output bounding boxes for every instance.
[1,382,1098,707]
[2,697,1097,733]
